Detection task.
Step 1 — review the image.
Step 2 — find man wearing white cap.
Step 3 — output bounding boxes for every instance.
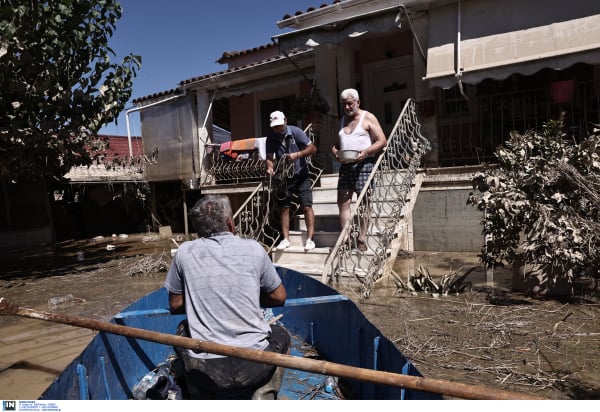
[266,111,317,251]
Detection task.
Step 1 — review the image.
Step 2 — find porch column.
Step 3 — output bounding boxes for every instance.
[195,91,213,184]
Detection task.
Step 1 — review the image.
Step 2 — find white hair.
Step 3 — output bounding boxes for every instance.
[340,88,360,101]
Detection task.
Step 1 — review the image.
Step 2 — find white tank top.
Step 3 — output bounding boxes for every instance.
[339,111,372,152]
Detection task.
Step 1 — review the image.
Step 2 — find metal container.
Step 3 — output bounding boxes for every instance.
[337,150,360,164]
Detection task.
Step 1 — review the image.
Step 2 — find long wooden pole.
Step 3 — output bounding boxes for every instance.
[0,299,546,400]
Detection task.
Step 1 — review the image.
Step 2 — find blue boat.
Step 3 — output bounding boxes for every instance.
[34,267,443,400]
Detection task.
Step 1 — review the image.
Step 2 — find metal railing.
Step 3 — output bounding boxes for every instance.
[201,145,266,186]
[322,99,430,298]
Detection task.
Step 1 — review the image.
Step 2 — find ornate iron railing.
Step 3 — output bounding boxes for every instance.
[322,99,430,298]
[201,145,265,186]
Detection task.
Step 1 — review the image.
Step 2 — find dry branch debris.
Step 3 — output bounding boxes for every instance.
[357,295,600,399]
[118,251,170,277]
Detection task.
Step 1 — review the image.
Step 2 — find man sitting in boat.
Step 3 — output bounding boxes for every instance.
[164,194,290,399]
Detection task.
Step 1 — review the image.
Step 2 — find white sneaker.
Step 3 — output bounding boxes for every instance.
[276,239,291,250]
[304,239,316,251]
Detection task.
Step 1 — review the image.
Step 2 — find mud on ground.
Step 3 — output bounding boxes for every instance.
[0,236,599,400]
[340,253,600,400]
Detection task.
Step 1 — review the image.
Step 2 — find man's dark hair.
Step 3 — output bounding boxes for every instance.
[189,195,233,237]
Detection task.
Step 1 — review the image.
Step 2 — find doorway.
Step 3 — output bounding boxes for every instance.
[363,56,414,137]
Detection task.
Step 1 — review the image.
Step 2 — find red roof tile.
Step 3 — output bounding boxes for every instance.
[281,1,340,20]
[98,134,144,160]
[217,43,277,64]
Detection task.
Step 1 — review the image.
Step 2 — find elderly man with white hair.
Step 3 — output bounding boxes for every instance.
[331,88,387,251]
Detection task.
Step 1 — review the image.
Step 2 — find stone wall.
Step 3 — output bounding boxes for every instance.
[412,171,484,252]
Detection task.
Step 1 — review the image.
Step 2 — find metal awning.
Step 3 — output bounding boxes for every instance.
[425,14,600,88]
[273,8,402,51]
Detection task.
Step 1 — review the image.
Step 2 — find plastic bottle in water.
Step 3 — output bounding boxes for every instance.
[155,361,170,377]
[48,294,74,309]
[131,370,158,400]
[323,376,337,393]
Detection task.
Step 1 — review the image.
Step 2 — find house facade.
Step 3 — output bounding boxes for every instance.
[131,0,600,251]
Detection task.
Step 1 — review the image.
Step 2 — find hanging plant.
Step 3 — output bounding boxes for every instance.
[290,92,330,117]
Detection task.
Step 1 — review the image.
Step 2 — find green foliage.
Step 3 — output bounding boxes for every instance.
[467,119,600,282]
[289,91,330,118]
[0,0,141,183]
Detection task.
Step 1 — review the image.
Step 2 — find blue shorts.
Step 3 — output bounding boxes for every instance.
[337,160,375,194]
[277,173,313,208]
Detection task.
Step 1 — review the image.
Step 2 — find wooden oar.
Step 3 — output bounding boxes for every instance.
[0,298,546,400]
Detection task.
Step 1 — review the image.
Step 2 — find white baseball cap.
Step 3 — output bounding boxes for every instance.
[269,111,286,127]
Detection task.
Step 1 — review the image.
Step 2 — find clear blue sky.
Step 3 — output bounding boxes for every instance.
[99,0,318,136]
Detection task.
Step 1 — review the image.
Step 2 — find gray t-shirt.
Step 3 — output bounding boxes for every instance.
[164,232,282,359]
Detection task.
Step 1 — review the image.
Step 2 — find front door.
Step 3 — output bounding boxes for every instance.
[363,56,414,137]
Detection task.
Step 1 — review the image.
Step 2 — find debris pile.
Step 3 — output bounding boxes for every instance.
[120,251,170,277]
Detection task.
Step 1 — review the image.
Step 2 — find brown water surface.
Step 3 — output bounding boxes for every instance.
[0,238,598,400]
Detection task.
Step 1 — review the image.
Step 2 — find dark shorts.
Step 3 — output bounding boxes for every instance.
[337,159,375,194]
[174,320,290,400]
[277,173,313,208]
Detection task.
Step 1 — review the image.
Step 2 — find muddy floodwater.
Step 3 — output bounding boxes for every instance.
[1,234,599,400]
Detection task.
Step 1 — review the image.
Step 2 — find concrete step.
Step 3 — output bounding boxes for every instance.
[308,201,409,219]
[290,227,398,250]
[272,231,391,253]
[317,171,413,189]
[312,186,412,204]
[316,174,338,189]
[282,229,338,248]
[272,245,330,268]
[276,227,390,252]
[295,209,407,233]
[312,187,337,202]
[273,245,383,276]
[295,215,340,233]
[310,202,339,215]
[287,229,338,248]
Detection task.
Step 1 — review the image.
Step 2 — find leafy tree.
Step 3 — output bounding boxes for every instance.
[467,118,600,287]
[0,0,141,183]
